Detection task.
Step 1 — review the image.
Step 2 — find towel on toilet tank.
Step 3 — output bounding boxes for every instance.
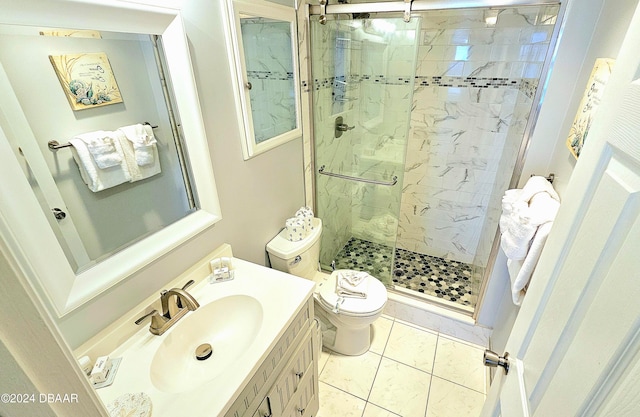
[285,217,306,242]
[336,270,369,299]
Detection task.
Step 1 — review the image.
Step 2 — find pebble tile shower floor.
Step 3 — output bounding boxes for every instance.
[333,238,478,308]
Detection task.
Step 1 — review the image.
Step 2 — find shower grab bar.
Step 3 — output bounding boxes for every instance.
[318,165,398,187]
[47,122,158,150]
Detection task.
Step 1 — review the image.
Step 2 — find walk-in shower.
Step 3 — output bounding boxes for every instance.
[306,1,563,314]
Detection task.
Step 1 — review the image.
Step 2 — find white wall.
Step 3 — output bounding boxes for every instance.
[478,0,640,349]
[54,0,306,348]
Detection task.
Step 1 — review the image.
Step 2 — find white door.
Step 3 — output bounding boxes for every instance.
[0,63,91,268]
[481,5,640,417]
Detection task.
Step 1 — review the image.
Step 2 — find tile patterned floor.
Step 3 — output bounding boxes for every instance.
[317,315,487,417]
[333,238,480,307]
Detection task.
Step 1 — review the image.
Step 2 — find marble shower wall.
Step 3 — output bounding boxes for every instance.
[350,19,419,247]
[307,4,559,271]
[397,5,559,266]
[311,20,360,267]
[312,18,419,268]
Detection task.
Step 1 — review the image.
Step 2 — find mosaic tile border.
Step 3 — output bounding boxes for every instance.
[309,75,538,97]
[247,70,294,81]
[332,237,480,308]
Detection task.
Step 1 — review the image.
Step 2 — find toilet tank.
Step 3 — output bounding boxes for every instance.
[266,218,322,280]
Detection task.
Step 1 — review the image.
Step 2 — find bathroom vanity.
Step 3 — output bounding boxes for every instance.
[84,245,319,417]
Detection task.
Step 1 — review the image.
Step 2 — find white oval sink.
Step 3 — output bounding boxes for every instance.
[149,295,263,393]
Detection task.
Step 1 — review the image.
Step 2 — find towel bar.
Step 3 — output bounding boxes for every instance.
[318,165,398,187]
[47,122,158,151]
[532,173,555,184]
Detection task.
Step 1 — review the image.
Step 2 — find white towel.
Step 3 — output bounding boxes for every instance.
[116,125,161,182]
[74,130,122,169]
[499,176,560,305]
[508,221,553,305]
[336,270,369,299]
[117,124,157,166]
[69,137,130,192]
[285,217,306,242]
[499,177,560,260]
[295,206,314,231]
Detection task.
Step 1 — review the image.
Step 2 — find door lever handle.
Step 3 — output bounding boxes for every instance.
[483,349,510,374]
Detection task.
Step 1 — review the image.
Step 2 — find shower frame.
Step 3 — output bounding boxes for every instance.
[302,0,567,319]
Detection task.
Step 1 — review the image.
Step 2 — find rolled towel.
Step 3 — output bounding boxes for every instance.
[74,130,122,169]
[295,206,314,230]
[285,217,306,242]
[336,270,369,299]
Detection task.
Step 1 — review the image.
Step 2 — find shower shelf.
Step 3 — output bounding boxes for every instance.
[318,165,397,187]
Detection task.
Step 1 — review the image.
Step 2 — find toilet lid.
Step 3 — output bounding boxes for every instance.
[319,270,387,316]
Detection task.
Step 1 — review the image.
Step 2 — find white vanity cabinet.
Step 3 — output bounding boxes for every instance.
[224,297,320,417]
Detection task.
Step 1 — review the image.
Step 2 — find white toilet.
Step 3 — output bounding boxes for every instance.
[267,218,388,356]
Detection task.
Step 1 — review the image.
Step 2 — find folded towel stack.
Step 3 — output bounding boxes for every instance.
[69,131,130,192]
[336,270,369,299]
[69,124,161,192]
[117,124,161,182]
[77,130,123,169]
[499,176,560,305]
[284,206,315,242]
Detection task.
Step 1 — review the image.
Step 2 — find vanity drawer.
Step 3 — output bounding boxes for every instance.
[281,360,317,417]
[224,299,312,417]
[269,327,315,413]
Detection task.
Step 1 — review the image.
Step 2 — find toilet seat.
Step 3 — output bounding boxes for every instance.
[318,270,387,317]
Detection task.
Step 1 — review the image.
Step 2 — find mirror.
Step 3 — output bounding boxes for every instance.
[0,26,195,273]
[0,1,222,316]
[224,0,302,160]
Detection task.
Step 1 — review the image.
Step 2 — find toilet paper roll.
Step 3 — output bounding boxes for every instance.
[295,206,314,230]
[285,217,306,242]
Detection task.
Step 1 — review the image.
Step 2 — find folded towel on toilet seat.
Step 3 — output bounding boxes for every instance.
[336,270,369,299]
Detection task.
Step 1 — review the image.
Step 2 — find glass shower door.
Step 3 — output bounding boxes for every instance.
[311,16,420,285]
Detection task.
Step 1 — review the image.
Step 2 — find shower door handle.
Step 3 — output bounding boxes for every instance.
[335,116,354,138]
[336,123,354,132]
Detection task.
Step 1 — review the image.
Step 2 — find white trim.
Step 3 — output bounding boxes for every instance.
[0,210,108,417]
[225,0,302,160]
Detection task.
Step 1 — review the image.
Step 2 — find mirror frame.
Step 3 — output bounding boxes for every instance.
[0,0,222,317]
[224,0,302,160]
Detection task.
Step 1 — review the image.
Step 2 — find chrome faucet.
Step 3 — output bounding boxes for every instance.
[135,280,200,335]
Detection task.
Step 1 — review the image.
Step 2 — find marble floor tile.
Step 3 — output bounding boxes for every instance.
[383,321,439,373]
[369,316,393,355]
[432,336,487,393]
[319,350,382,400]
[362,403,402,417]
[317,382,367,417]
[425,376,486,417]
[368,357,431,417]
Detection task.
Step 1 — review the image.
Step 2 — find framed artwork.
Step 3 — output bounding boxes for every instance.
[49,52,123,111]
[40,29,102,38]
[566,58,615,159]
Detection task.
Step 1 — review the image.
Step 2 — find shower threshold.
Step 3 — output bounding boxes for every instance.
[332,237,480,312]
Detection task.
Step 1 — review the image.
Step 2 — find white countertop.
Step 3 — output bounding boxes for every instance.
[95,257,314,417]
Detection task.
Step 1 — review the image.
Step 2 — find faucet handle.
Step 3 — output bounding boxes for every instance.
[135,309,159,325]
[176,280,196,309]
[135,309,169,335]
[181,279,195,290]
